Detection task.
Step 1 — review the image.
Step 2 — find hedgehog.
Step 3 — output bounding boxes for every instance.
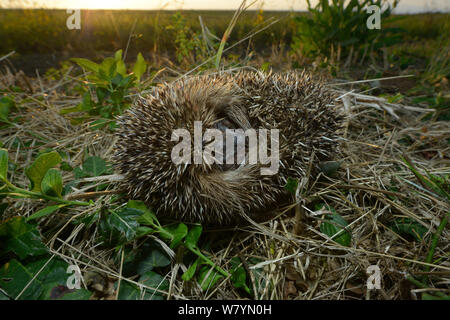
[113,71,344,225]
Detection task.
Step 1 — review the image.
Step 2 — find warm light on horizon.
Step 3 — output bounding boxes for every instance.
[0,0,448,13]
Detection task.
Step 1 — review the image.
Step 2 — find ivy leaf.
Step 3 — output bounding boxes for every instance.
[132,53,147,82]
[137,247,171,275]
[139,271,169,297]
[25,151,62,192]
[319,209,352,247]
[391,218,428,242]
[0,216,48,259]
[82,156,107,177]
[41,168,63,197]
[0,258,70,300]
[99,208,143,246]
[128,200,158,226]
[184,225,202,249]
[162,223,188,248]
[57,288,92,300]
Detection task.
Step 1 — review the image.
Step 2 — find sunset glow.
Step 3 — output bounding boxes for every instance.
[1,0,449,13]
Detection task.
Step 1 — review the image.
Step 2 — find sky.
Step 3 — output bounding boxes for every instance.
[1,0,449,13]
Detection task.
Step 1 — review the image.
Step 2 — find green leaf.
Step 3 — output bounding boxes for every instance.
[197,266,223,291]
[139,270,169,296]
[99,208,143,245]
[182,257,199,281]
[132,53,147,82]
[25,151,62,192]
[0,257,70,300]
[391,218,428,242]
[0,259,43,299]
[26,204,67,222]
[0,96,15,122]
[167,223,188,248]
[41,168,63,197]
[58,288,92,300]
[114,49,123,62]
[137,248,171,275]
[284,177,298,194]
[0,216,48,259]
[319,210,351,247]
[184,225,202,249]
[117,273,167,300]
[71,58,100,73]
[117,282,141,300]
[82,156,107,177]
[128,200,158,226]
[230,257,251,294]
[116,60,127,77]
[0,148,8,182]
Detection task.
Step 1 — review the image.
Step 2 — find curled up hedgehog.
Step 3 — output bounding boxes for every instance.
[113,71,344,225]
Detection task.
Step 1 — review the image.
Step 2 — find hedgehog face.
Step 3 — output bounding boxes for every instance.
[113,71,344,224]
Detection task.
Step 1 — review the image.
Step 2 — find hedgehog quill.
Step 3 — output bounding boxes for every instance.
[113,71,344,224]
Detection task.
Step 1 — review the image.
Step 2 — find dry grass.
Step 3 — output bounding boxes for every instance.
[1,51,449,300]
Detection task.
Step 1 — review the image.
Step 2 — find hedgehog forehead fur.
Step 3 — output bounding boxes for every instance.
[113,70,344,224]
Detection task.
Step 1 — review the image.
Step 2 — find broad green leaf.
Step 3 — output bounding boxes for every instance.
[71,58,100,73]
[25,151,62,192]
[137,248,171,275]
[182,257,199,281]
[82,156,107,177]
[61,91,93,115]
[130,200,157,226]
[58,288,92,300]
[197,266,223,291]
[99,208,143,245]
[167,223,188,248]
[0,148,8,182]
[0,258,69,300]
[41,168,63,197]
[319,211,351,247]
[139,270,169,296]
[116,60,127,77]
[230,257,251,294]
[114,49,123,61]
[0,216,48,259]
[26,204,67,222]
[391,218,428,242]
[0,259,43,299]
[132,53,147,82]
[185,225,202,249]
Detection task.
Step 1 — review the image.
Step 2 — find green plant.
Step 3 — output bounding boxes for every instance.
[0,148,90,208]
[291,0,400,66]
[166,12,211,67]
[61,50,147,129]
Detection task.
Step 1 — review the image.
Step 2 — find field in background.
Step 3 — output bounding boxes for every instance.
[0,9,448,75]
